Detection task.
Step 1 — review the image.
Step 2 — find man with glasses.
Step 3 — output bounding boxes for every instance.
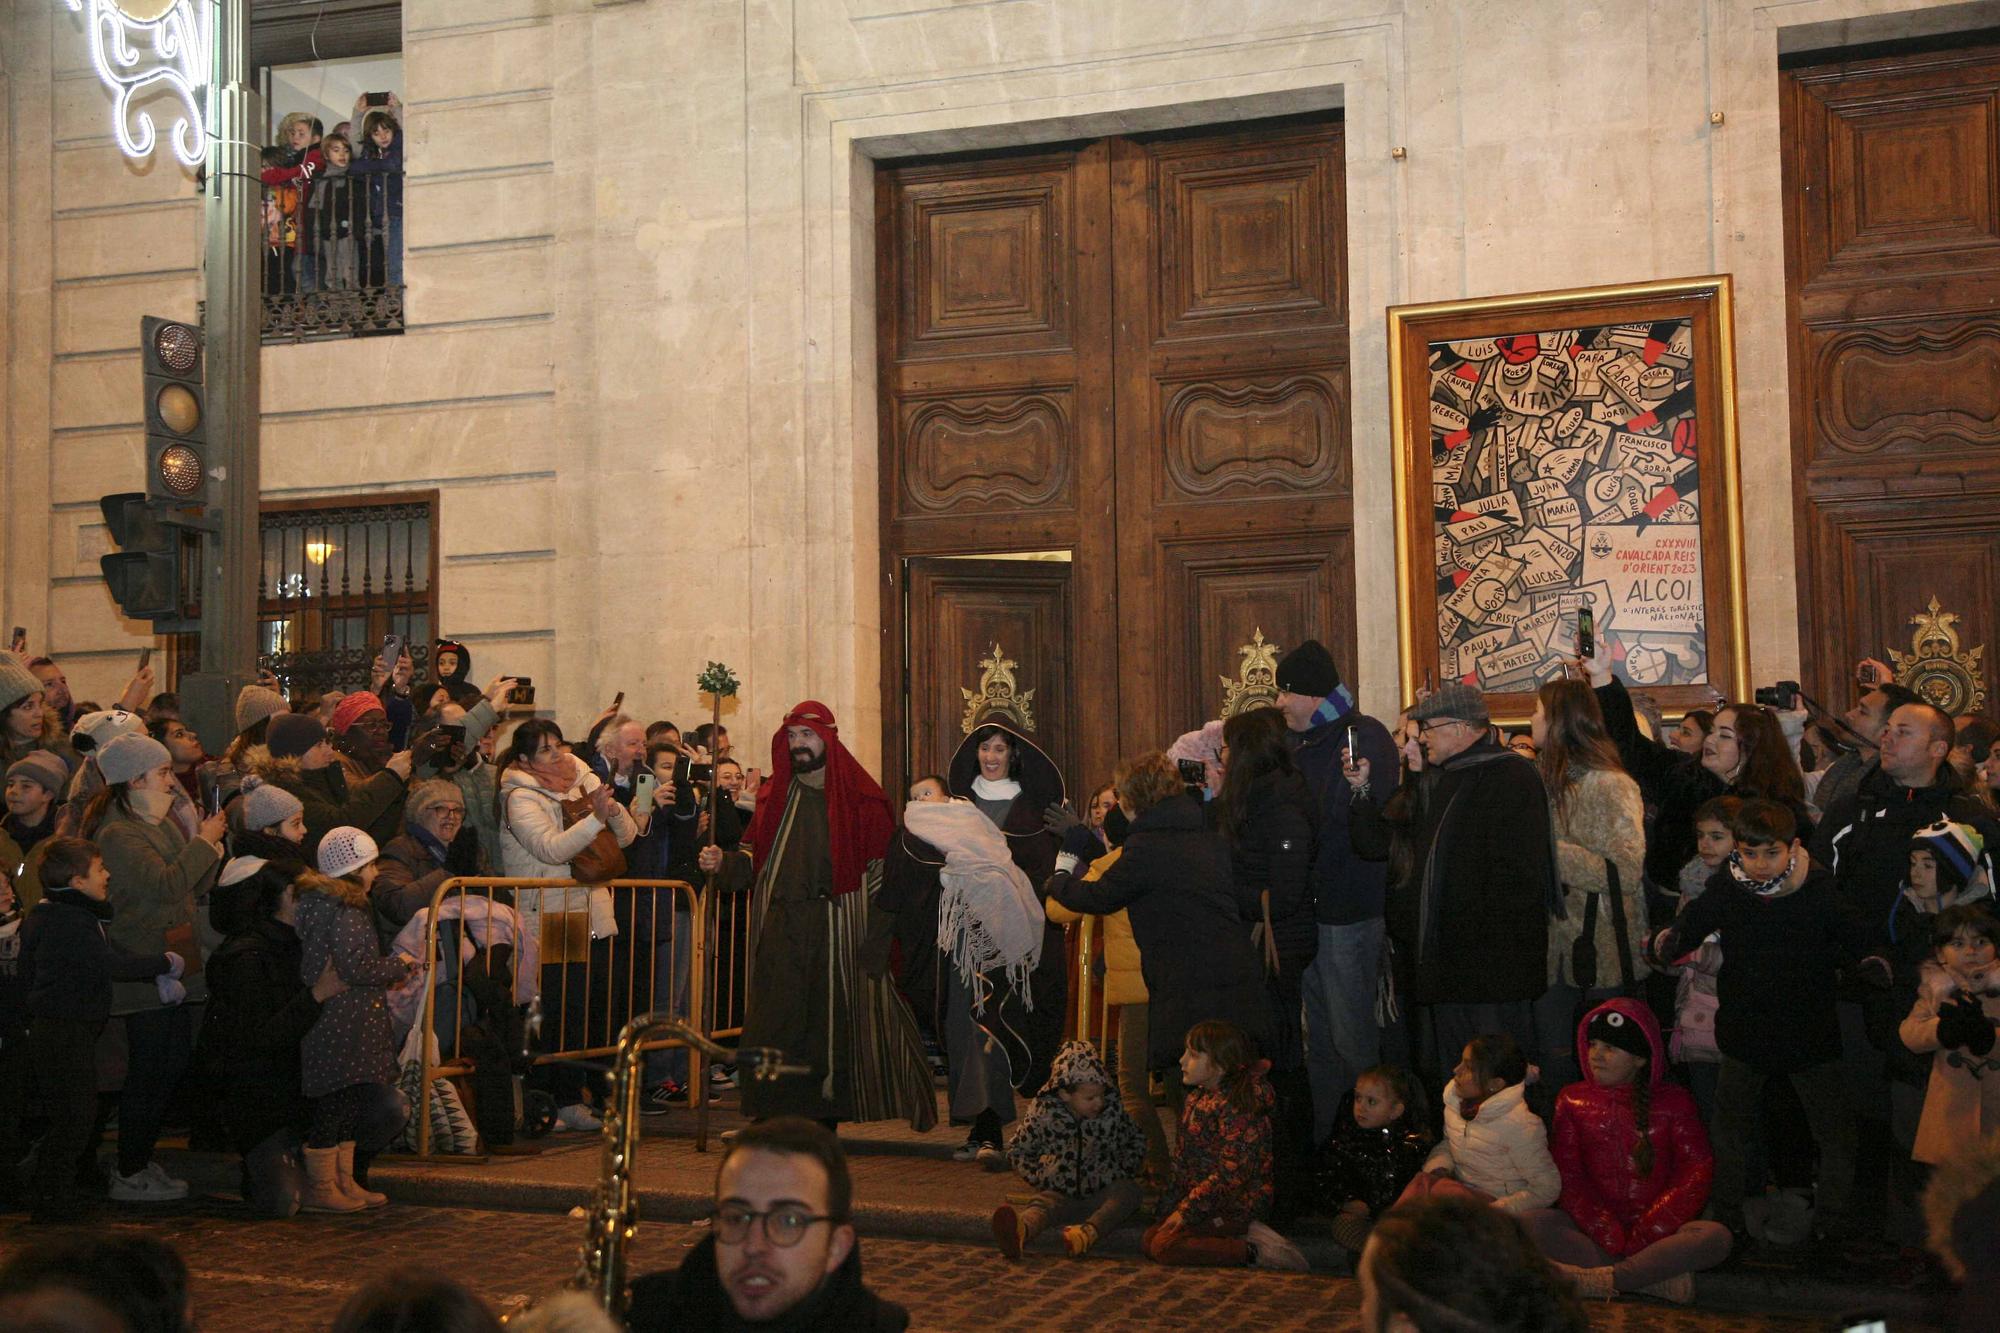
[1356,683,1559,1098]
[627,1116,909,1330]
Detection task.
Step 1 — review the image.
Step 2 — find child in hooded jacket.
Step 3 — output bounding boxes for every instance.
[1397,1031,1560,1214]
[1315,1064,1433,1253]
[293,826,414,1213]
[1900,903,2000,1166]
[990,1040,1146,1260]
[1143,1020,1308,1269]
[1523,999,1732,1305]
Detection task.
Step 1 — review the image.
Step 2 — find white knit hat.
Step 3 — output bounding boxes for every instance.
[219,855,269,887]
[96,733,172,787]
[238,774,303,831]
[70,708,145,753]
[317,825,379,879]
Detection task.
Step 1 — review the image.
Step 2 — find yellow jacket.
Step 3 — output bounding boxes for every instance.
[1043,845,1147,1005]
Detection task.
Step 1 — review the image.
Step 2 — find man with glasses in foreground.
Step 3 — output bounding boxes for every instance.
[1347,682,1560,1101]
[627,1116,909,1330]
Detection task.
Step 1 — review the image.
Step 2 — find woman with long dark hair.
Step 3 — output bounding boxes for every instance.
[1530,680,1648,1097]
[1215,706,1318,1222]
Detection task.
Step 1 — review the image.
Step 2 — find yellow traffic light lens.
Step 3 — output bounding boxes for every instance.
[157,443,203,497]
[152,321,199,374]
[156,383,200,434]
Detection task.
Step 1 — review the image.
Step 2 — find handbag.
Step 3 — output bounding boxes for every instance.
[558,790,627,884]
[1568,859,1633,991]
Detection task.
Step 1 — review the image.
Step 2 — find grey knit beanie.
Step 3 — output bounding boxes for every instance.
[239,774,304,831]
[5,751,70,796]
[234,685,289,734]
[0,656,41,713]
[97,733,172,787]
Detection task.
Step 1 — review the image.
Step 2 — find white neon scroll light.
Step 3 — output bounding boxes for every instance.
[62,0,210,168]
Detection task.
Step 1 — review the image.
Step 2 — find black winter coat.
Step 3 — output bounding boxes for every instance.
[627,1234,908,1333]
[1224,770,1319,970]
[1812,763,1998,948]
[878,830,944,1040]
[203,917,324,1152]
[17,890,167,1024]
[1364,740,1558,1006]
[1293,711,1398,924]
[1047,794,1273,1069]
[1315,1090,1432,1218]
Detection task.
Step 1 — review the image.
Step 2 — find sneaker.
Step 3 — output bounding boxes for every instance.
[1245,1220,1310,1271]
[1637,1272,1695,1304]
[107,1165,188,1203]
[553,1104,603,1133]
[976,1143,1007,1172]
[710,1064,736,1087]
[642,1081,687,1115]
[951,1133,983,1163]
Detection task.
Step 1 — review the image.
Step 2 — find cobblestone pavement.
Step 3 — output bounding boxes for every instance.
[0,1201,1841,1332]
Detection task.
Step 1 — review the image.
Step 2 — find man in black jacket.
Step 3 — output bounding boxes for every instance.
[1372,684,1558,1096]
[1274,639,1402,1143]
[627,1117,908,1331]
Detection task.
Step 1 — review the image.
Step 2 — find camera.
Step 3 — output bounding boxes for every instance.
[1176,757,1208,798]
[512,676,536,707]
[1754,680,1801,711]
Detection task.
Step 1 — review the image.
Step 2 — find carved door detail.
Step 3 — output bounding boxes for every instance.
[879,117,1351,797]
[1783,42,2000,704]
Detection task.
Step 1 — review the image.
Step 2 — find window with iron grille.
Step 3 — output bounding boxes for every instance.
[256,492,437,697]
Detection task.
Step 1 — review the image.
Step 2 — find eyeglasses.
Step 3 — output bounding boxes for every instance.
[711,1204,836,1247]
[430,806,466,819]
[1417,718,1466,734]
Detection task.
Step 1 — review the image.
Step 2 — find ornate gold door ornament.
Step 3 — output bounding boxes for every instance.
[1220,628,1282,718]
[1890,598,1987,716]
[961,643,1037,734]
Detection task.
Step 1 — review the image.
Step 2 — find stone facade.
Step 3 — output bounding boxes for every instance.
[0,0,1981,766]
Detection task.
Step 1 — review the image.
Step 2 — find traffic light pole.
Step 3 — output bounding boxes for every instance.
[186,0,262,749]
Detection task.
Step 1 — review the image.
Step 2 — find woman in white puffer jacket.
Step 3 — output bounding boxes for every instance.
[495,718,637,1131]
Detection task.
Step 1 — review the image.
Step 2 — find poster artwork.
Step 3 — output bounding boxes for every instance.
[1427,320,1708,691]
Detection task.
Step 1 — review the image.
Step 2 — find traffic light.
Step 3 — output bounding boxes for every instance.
[141,316,210,510]
[99,491,183,621]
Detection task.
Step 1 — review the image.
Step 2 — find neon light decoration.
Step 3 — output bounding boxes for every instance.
[62,0,210,168]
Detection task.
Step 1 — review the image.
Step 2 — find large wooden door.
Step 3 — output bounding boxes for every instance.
[1782,41,2000,711]
[879,116,1351,797]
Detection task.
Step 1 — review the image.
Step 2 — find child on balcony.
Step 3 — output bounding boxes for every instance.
[351,112,404,291]
[307,134,363,292]
[261,113,322,293]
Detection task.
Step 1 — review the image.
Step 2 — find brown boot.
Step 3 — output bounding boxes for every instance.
[336,1142,387,1208]
[300,1146,365,1213]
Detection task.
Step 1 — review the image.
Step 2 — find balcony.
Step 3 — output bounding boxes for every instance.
[260,162,404,344]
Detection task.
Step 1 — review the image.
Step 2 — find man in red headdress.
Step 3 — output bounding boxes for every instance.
[738,702,936,1128]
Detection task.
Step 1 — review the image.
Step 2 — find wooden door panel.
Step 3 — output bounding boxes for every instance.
[1156,142,1344,338]
[903,558,1072,796]
[893,387,1076,520]
[1784,41,2000,707]
[896,166,1077,357]
[1156,367,1350,503]
[1158,531,1356,731]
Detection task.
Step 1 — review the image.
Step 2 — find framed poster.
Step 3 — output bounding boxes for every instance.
[1387,276,1750,723]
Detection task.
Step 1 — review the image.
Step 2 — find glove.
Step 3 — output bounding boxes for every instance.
[1937,994,1997,1056]
[1042,801,1080,837]
[445,825,481,876]
[156,975,187,1006]
[1059,824,1103,862]
[163,950,185,980]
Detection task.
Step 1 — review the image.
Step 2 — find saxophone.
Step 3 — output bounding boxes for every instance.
[575,1013,807,1317]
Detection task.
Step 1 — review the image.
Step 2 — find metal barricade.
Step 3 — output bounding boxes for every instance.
[1068,913,1116,1047]
[693,856,755,1143]
[407,876,703,1160]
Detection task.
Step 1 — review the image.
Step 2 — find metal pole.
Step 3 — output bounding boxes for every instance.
[200,0,261,683]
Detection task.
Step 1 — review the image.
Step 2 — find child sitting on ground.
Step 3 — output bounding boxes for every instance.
[294,827,414,1212]
[1144,1020,1308,1270]
[991,1040,1146,1260]
[1650,797,1882,1245]
[1524,999,1731,1305]
[1398,1032,1559,1214]
[6,838,181,1223]
[1314,1064,1432,1253]
[1899,903,2000,1168]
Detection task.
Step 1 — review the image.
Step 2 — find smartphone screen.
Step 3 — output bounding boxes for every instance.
[1577,605,1595,659]
[138,646,153,672]
[9,627,25,652]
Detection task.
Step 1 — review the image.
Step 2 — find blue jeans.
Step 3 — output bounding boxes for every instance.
[1302,918,1384,1142]
[643,904,694,1089]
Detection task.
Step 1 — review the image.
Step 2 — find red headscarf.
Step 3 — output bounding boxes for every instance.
[745,700,893,897]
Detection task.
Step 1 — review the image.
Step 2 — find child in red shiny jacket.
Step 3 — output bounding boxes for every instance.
[1524,999,1732,1305]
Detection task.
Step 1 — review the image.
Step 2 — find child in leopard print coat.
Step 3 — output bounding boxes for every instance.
[991,1040,1146,1260]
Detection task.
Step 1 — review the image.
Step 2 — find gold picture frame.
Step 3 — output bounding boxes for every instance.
[1387,275,1750,724]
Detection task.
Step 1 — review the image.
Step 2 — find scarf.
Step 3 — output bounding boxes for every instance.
[1309,684,1358,730]
[744,701,893,897]
[904,799,1044,1013]
[45,887,112,921]
[1727,849,1795,898]
[970,775,1021,801]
